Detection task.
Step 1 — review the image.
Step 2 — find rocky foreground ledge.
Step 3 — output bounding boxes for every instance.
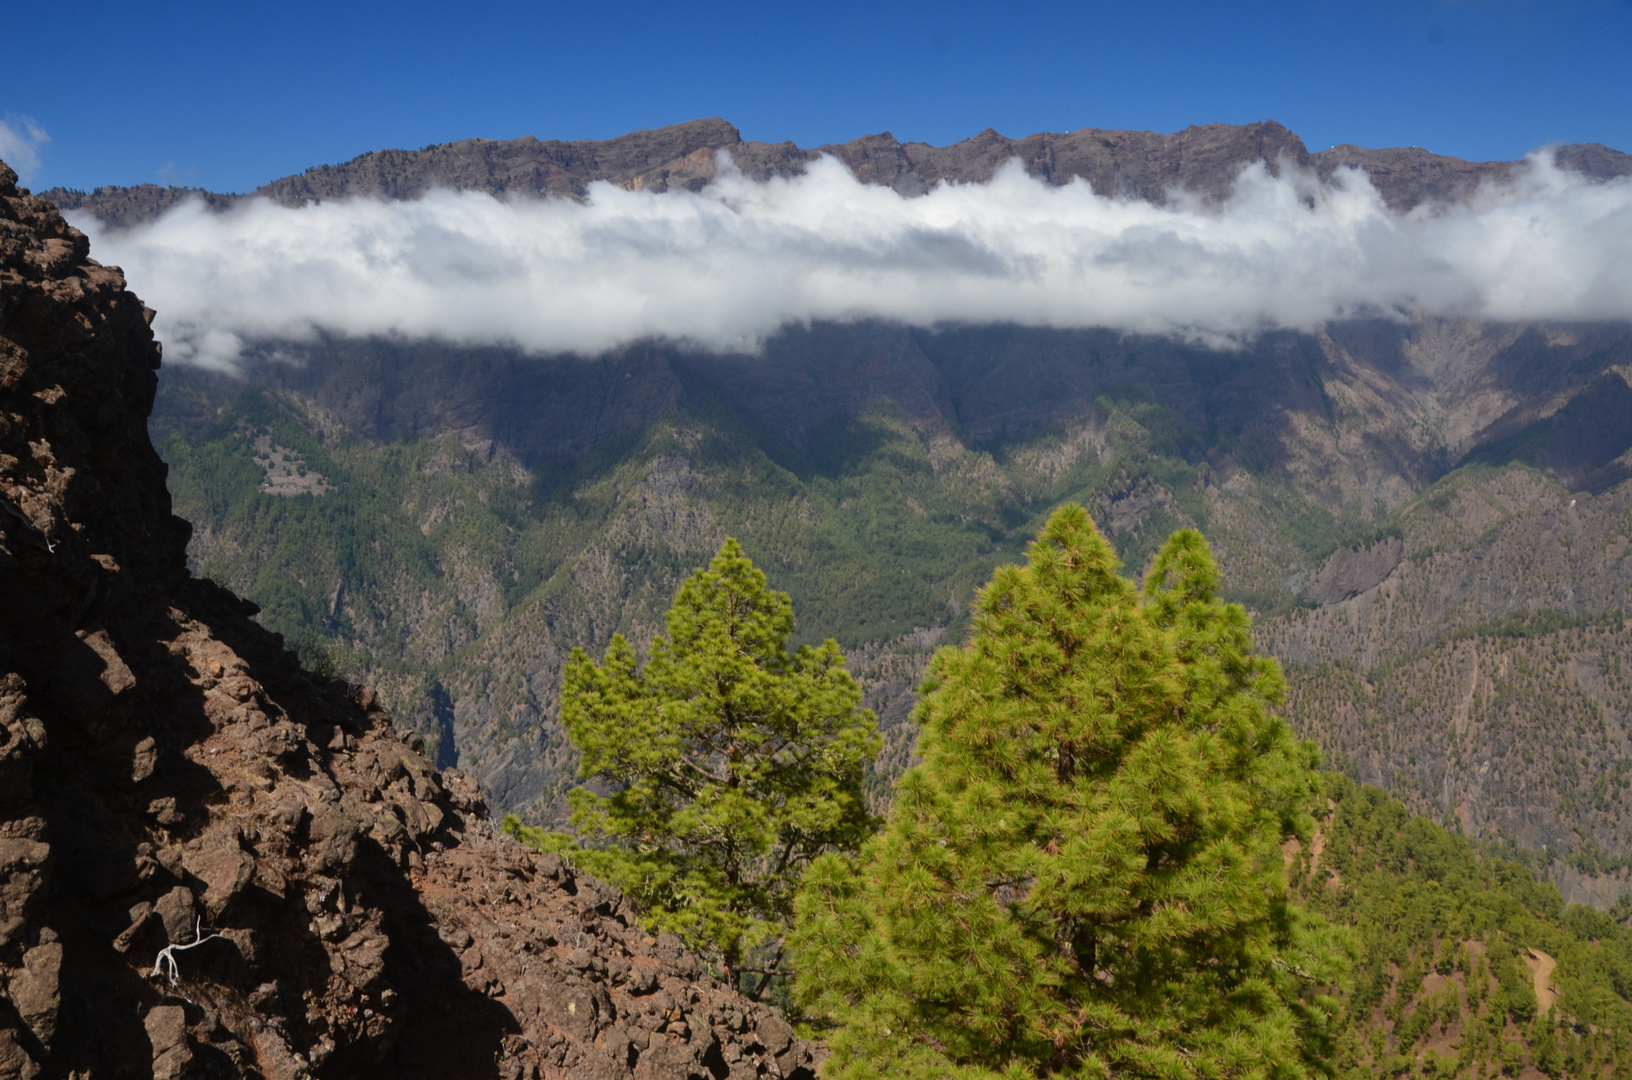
[0,160,818,1079]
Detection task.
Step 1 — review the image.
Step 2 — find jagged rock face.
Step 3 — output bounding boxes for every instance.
[0,162,818,1079]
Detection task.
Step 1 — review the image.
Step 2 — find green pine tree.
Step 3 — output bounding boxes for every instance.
[554,537,881,994]
[790,504,1348,1080]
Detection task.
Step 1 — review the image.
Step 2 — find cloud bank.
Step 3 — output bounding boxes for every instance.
[0,117,50,185]
[71,152,1632,371]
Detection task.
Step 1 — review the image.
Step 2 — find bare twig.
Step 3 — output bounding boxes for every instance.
[151,917,220,987]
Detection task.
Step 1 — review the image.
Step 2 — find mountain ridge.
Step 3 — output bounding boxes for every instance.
[40,117,1632,229]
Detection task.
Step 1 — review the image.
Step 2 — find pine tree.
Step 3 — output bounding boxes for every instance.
[790,504,1347,1079]
[556,537,881,994]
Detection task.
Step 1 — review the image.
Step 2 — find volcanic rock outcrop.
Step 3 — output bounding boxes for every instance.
[0,161,818,1079]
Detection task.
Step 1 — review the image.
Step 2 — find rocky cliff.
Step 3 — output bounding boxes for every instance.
[0,162,818,1079]
[43,118,1632,228]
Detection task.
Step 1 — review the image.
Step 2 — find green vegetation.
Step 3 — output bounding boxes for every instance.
[156,374,1361,820]
[159,376,1632,875]
[1300,776,1632,1080]
[1283,617,1632,859]
[156,365,1632,1076]
[492,507,1632,1080]
[508,539,881,997]
[167,386,1342,630]
[1446,609,1616,645]
[789,505,1347,1080]
[155,371,1367,669]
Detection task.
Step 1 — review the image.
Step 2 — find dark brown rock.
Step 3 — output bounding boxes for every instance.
[182,832,255,918]
[752,1013,794,1057]
[143,1004,191,1079]
[0,1027,41,1080]
[5,941,59,1048]
[153,886,197,944]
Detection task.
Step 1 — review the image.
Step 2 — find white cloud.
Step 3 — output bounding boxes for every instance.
[69,151,1632,372]
[0,117,50,184]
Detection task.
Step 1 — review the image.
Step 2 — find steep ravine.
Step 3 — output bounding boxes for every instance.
[0,163,819,1079]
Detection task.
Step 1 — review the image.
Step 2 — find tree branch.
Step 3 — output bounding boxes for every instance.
[150,917,220,987]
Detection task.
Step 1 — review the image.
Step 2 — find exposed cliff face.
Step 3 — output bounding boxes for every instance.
[0,163,817,1079]
[43,118,1632,229]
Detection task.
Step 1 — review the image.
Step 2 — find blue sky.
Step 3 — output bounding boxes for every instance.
[5,0,1631,194]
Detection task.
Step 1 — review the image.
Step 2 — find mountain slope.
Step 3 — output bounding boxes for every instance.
[143,314,1632,852]
[1295,775,1632,1080]
[1264,464,1632,863]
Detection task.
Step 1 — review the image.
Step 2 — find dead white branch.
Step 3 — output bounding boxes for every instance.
[151,917,220,987]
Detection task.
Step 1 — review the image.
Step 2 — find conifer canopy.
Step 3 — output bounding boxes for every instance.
[790,505,1347,1080]
[560,537,882,987]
